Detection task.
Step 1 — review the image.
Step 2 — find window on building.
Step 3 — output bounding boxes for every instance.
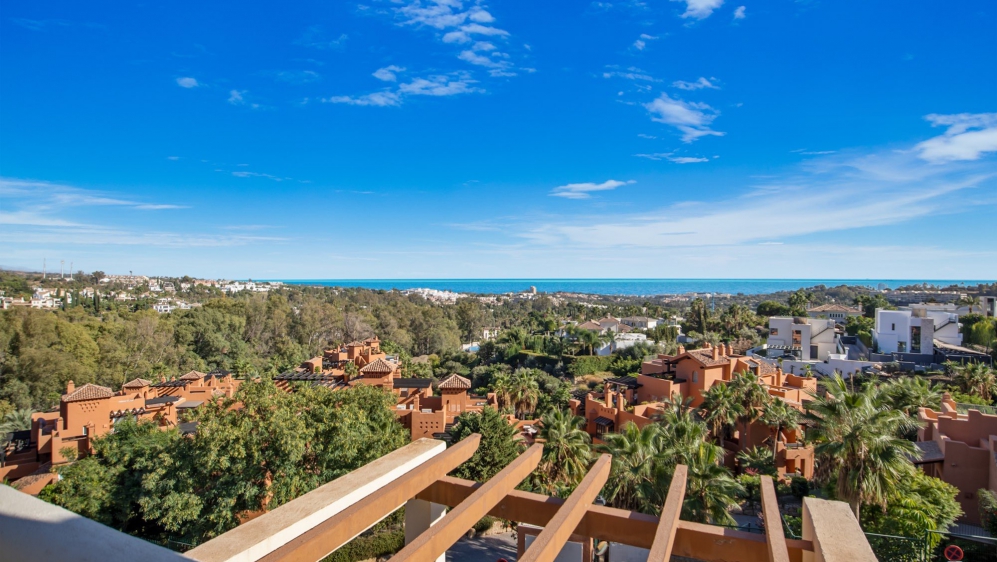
[898,341,906,353]
[792,330,802,346]
[771,328,779,336]
[891,323,895,331]
[692,372,699,383]
[911,326,921,353]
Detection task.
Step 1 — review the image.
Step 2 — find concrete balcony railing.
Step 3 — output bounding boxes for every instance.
[1,435,879,562]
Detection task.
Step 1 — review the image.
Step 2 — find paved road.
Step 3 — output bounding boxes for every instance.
[447,531,518,562]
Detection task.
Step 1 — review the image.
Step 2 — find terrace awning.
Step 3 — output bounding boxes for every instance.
[594,416,615,427]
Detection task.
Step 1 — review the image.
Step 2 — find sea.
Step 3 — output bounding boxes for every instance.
[270,279,992,297]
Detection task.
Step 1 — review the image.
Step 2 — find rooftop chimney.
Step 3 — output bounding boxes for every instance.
[66,380,75,394]
[677,345,685,355]
[712,346,720,360]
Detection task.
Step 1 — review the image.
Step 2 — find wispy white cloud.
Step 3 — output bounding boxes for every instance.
[295,26,348,50]
[603,66,660,82]
[915,112,997,163]
[633,33,658,51]
[0,177,187,220]
[523,143,994,251]
[373,65,406,82]
[672,0,724,19]
[550,179,635,199]
[398,74,482,96]
[644,93,724,142]
[273,70,321,84]
[391,1,520,77]
[228,90,261,109]
[324,91,403,107]
[672,77,719,90]
[176,77,199,88]
[733,5,746,19]
[635,153,709,163]
[325,73,480,106]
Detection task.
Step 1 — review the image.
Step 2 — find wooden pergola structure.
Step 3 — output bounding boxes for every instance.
[1,436,878,562]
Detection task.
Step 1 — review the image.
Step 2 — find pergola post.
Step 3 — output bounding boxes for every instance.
[759,475,790,562]
[389,443,544,562]
[519,454,612,562]
[646,464,687,562]
[404,500,447,562]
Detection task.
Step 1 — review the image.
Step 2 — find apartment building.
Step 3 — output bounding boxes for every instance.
[766,317,837,361]
[873,308,937,355]
[917,395,997,526]
[571,343,816,478]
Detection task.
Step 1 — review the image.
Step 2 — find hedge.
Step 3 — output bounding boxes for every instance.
[322,529,405,562]
[567,355,614,377]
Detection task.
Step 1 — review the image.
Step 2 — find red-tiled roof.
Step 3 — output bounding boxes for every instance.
[62,383,114,402]
[360,358,397,374]
[438,373,471,391]
[685,348,730,367]
[180,370,206,381]
[122,378,152,389]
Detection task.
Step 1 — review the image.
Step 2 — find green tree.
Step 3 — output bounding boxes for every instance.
[860,471,961,547]
[507,369,541,419]
[803,375,920,520]
[449,407,521,482]
[787,290,814,316]
[530,409,592,497]
[682,442,744,526]
[700,383,745,443]
[879,376,942,416]
[756,301,791,318]
[950,362,997,402]
[737,446,777,477]
[760,398,799,457]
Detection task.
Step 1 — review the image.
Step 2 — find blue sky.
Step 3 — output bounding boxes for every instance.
[2,0,996,280]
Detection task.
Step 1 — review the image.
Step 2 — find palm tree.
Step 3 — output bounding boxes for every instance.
[951,363,997,402]
[682,442,745,526]
[533,409,592,496]
[508,370,541,419]
[737,445,776,477]
[803,375,920,520]
[700,383,745,443]
[575,329,602,356]
[0,409,33,435]
[596,422,664,513]
[880,376,942,415]
[761,398,799,458]
[0,409,33,466]
[728,372,770,446]
[490,372,513,411]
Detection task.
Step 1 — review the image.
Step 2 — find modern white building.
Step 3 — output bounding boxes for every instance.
[621,316,659,330]
[767,317,837,361]
[903,304,963,347]
[872,309,936,355]
[595,332,648,356]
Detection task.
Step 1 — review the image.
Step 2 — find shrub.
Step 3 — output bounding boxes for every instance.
[568,356,614,377]
[980,488,997,536]
[322,530,405,562]
[790,476,810,499]
[473,515,497,534]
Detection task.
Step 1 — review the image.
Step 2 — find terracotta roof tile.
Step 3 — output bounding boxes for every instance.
[180,370,206,381]
[438,373,471,390]
[122,378,152,389]
[685,349,729,366]
[62,383,114,402]
[360,358,397,374]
